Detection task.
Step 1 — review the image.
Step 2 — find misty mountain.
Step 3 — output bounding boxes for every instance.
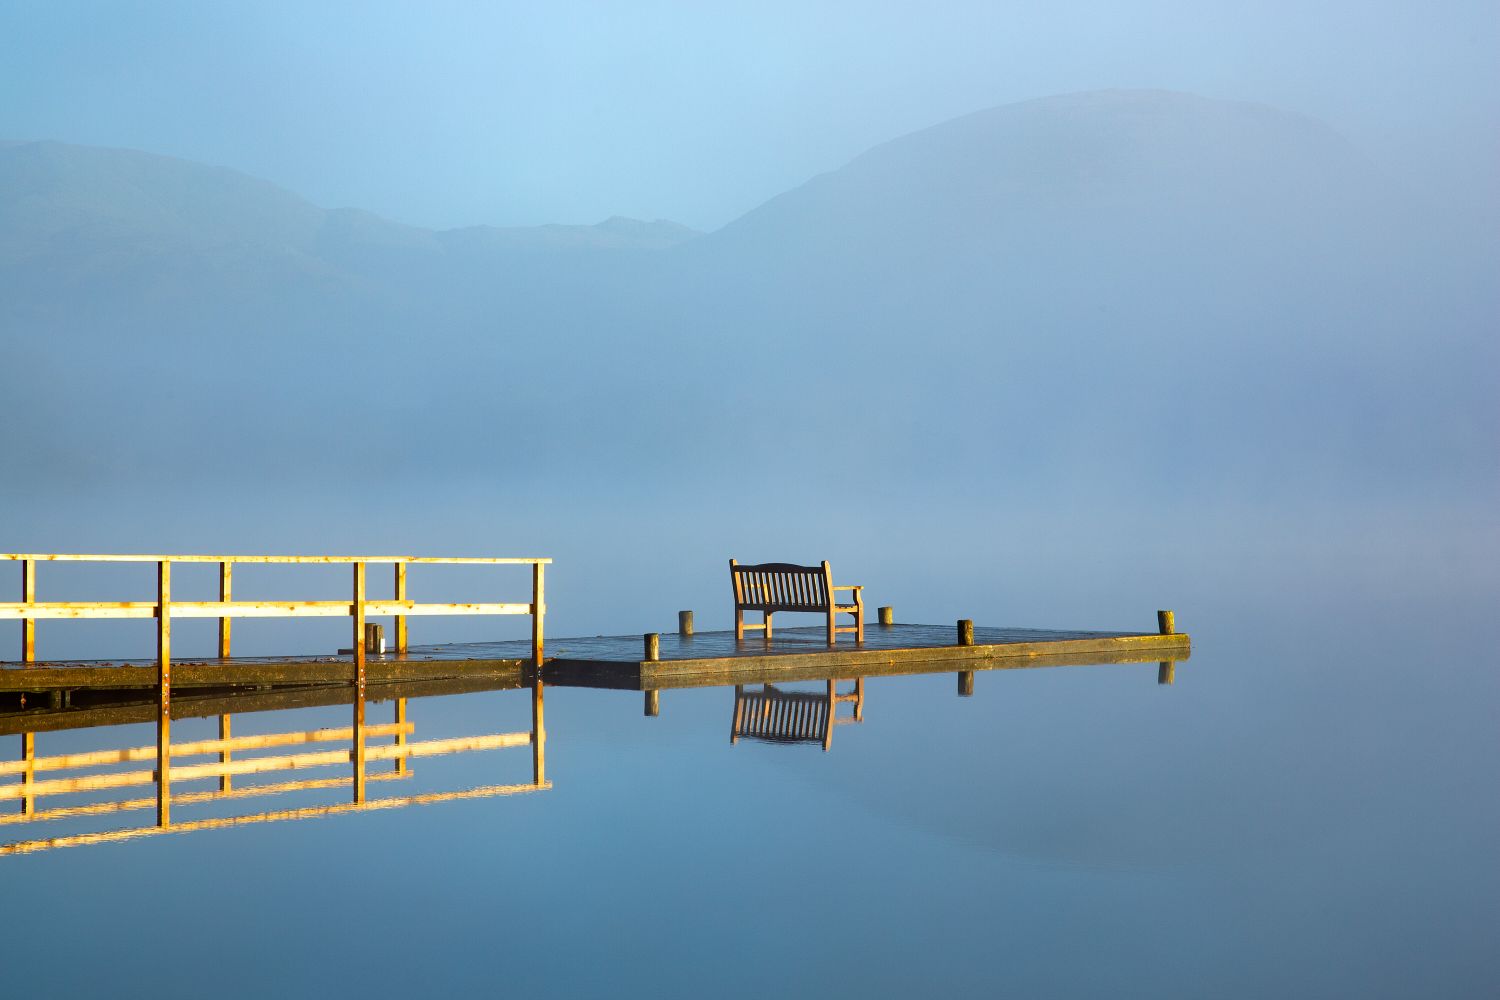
[0,92,1492,504]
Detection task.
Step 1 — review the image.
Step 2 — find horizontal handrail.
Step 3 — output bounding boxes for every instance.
[0,601,533,620]
[2,554,548,564]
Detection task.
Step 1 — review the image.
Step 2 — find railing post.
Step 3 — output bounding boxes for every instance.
[156,559,171,826]
[20,558,35,662]
[531,562,545,669]
[218,560,233,658]
[393,561,408,655]
[352,562,366,803]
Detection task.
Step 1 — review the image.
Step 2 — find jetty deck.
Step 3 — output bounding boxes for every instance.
[2,622,1189,695]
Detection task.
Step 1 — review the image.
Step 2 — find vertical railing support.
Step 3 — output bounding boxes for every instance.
[218,561,233,658]
[156,559,171,826]
[352,562,366,803]
[20,559,36,663]
[531,561,545,669]
[394,561,408,655]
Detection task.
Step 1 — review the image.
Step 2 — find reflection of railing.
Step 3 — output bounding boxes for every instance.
[730,679,864,751]
[1,685,548,856]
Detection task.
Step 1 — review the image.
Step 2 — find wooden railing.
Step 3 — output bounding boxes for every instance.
[1,552,548,667]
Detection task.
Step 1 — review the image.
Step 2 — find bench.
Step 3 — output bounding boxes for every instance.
[729,559,864,644]
[731,680,865,751]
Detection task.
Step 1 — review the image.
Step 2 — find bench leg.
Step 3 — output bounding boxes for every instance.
[735,608,744,641]
[764,611,773,640]
[855,603,864,643]
[827,609,836,646]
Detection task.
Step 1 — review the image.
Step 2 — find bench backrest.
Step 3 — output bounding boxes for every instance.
[730,560,833,611]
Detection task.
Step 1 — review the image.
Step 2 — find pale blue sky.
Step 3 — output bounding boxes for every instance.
[2,0,1494,229]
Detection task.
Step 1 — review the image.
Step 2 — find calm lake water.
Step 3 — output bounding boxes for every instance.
[3,596,1495,998]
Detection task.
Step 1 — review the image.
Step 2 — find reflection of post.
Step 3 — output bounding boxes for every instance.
[531,675,546,785]
[958,671,974,697]
[157,560,171,826]
[352,690,367,804]
[219,715,232,792]
[19,733,34,815]
[1157,610,1176,686]
[531,562,545,668]
[394,698,407,775]
[824,680,836,752]
[644,690,659,717]
[353,563,367,804]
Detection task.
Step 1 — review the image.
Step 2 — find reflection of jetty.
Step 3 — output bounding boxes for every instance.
[1,676,545,856]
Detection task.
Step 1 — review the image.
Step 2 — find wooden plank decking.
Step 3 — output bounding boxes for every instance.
[1,622,1189,694]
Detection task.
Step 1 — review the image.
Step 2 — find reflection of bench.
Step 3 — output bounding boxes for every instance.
[730,681,865,752]
[730,559,864,643]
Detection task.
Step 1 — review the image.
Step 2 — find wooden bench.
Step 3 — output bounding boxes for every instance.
[729,559,864,644]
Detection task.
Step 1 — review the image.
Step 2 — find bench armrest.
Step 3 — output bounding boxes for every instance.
[831,585,862,591]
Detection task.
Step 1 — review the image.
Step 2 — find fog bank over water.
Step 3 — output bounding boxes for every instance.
[2,90,1495,660]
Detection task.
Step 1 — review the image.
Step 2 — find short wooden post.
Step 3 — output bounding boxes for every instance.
[19,732,34,816]
[20,559,35,663]
[394,698,408,775]
[644,690,660,716]
[352,563,366,803]
[217,561,233,658]
[531,562,545,668]
[393,561,408,655]
[957,619,974,646]
[156,560,171,826]
[364,622,384,654]
[958,670,975,697]
[678,610,694,636]
[530,675,546,785]
[218,714,232,792]
[878,606,893,627]
[1157,610,1175,635]
[1158,661,1176,685]
[644,632,660,661]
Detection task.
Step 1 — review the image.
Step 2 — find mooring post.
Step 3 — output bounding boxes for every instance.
[957,619,974,646]
[156,559,171,826]
[1157,610,1175,635]
[644,690,660,716]
[364,622,384,655]
[958,670,975,697]
[878,606,893,627]
[644,632,660,661]
[678,610,694,636]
